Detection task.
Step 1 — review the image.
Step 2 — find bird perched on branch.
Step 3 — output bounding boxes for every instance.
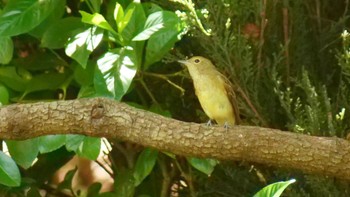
[178,56,240,126]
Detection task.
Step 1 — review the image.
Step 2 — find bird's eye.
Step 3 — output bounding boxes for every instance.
[194,59,200,63]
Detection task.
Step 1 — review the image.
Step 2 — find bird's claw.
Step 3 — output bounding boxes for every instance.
[224,122,231,131]
[206,120,213,127]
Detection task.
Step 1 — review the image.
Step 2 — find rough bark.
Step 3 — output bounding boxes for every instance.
[0,97,350,180]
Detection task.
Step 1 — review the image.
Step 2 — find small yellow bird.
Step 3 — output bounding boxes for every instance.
[178,56,240,126]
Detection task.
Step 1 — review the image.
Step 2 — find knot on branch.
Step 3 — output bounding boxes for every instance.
[91,103,105,119]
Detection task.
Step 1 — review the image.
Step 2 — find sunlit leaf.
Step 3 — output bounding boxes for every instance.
[133,11,178,41]
[254,179,296,197]
[80,11,117,34]
[65,26,103,68]
[114,2,124,26]
[118,2,146,45]
[96,46,138,100]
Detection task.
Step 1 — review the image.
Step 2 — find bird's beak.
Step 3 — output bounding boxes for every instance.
[177,60,188,65]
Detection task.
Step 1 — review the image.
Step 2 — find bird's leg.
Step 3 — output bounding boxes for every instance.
[224,122,231,131]
[206,119,213,127]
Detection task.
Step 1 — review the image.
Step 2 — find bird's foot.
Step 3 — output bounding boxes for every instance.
[206,120,213,127]
[224,122,231,131]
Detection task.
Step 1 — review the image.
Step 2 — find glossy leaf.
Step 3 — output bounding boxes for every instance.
[187,157,218,175]
[38,135,66,154]
[0,0,60,37]
[144,26,181,69]
[96,46,138,100]
[133,11,178,41]
[0,151,21,187]
[41,17,85,49]
[6,138,39,169]
[118,2,146,45]
[253,179,296,197]
[65,26,104,68]
[80,11,117,34]
[0,37,13,64]
[133,148,158,186]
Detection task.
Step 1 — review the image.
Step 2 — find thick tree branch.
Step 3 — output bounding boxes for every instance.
[0,97,349,180]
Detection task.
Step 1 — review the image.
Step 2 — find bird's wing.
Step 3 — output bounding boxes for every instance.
[218,73,241,124]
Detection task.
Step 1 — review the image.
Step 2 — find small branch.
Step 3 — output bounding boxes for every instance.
[142,71,186,95]
[1,98,350,180]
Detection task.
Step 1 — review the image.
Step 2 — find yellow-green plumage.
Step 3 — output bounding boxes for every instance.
[178,56,240,126]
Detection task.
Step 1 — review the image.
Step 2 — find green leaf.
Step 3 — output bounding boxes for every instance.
[98,192,117,197]
[96,46,138,100]
[118,2,146,45]
[38,135,66,154]
[6,139,39,169]
[253,179,296,197]
[74,61,95,86]
[133,148,158,186]
[29,0,66,38]
[77,137,101,160]
[65,26,104,68]
[114,170,135,197]
[144,26,181,69]
[133,11,178,41]
[26,73,67,90]
[0,151,21,187]
[142,2,163,16]
[0,67,27,91]
[0,0,60,37]
[187,157,218,175]
[87,182,102,197]
[65,134,86,152]
[57,167,78,191]
[0,83,9,106]
[80,11,117,34]
[114,2,124,26]
[41,17,85,49]
[78,85,96,98]
[0,37,13,64]
[87,0,102,13]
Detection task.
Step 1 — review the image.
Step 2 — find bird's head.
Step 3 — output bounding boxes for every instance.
[177,56,215,71]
